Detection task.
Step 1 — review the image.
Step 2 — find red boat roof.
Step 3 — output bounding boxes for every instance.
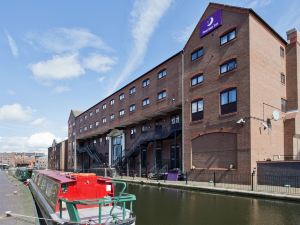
[37,170,76,184]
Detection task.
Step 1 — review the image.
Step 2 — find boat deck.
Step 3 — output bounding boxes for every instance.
[54,206,134,224]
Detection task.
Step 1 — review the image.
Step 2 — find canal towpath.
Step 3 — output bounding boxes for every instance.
[0,170,39,225]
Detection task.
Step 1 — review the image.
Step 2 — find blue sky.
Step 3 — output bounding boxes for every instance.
[0,0,299,153]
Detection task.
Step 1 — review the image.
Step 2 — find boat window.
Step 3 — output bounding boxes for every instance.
[40,177,47,191]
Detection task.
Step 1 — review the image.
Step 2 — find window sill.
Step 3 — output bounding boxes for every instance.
[157,98,166,103]
[219,112,237,118]
[191,56,203,63]
[219,38,237,48]
[219,68,237,78]
[190,119,203,125]
[190,82,204,90]
[142,105,150,109]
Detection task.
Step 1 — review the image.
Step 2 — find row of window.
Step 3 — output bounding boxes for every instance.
[78,70,168,123]
[79,114,180,134]
[191,88,237,121]
[191,29,237,61]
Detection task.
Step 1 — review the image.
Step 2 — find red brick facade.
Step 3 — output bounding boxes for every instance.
[63,3,300,176]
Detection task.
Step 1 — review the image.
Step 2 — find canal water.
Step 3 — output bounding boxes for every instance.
[125,183,300,225]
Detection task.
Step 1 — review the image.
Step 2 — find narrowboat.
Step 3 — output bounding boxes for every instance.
[10,167,32,181]
[29,170,136,225]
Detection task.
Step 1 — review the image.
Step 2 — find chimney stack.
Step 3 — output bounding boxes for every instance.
[286,28,300,44]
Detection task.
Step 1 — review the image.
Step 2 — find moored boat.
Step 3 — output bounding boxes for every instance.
[29,170,136,225]
[10,167,32,181]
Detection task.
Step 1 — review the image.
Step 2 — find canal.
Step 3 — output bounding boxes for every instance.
[125,183,300,225]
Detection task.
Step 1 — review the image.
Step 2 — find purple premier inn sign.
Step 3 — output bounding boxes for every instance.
[200,10,222,37]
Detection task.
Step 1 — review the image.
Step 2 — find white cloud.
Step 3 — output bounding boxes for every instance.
[52,85,71,94]
[27,132,59,149]
[108,0,173,93]
[0,104,33,122]
[0,132,60,153]
[245,0,272,8]
[29,53,85,80]
[173,23,196,43]
[30,117,47,126]
[26,27,110,53]
[4,30,19,57]
[97,76,105,83]
[82,53,117,73]
[0,136,28,152]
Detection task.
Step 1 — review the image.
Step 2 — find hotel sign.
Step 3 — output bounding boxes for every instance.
[200,10,222,37]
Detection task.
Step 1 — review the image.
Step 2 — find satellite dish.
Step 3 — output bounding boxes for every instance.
[272,110,280,121]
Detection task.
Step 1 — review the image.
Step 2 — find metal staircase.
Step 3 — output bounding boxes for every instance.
[114,124,182,173]
[77,144,106,165]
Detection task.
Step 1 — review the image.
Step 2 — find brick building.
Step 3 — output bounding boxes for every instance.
[48,139,68,171]
[65,3,300,177]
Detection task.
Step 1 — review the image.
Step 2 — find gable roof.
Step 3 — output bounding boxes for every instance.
[71,109,82,117]
[184,2,287,49]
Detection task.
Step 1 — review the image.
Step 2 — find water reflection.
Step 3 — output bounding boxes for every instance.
[124,183,300,225]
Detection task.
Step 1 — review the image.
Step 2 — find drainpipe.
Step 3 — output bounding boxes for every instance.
[74,137,77,171]
[181,50,185,173]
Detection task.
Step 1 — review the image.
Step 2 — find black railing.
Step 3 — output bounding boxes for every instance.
[77,144,106,165]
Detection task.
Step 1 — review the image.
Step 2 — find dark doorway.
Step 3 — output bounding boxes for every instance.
[170,145,180,169]
[155,149,162,169]
[141,149,147,169]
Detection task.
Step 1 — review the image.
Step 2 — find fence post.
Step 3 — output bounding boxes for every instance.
[213,172,216,187]
[185,172,188,185]
[104,168,107,177]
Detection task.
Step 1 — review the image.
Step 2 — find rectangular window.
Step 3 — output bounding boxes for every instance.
[281,73,286,85]
[171,115,180,124]
[102,118,107,124]
[191,99,204,121]
[157,90,167,100]
[90,112,93,117]
[96,108,99,113]
[119,93,125,100]
[80,128,82,133]
[119,109,125,116]
[130,127,136,138]
[220,29,236,45]
[110,99,115,105]
[142,98,150,106]
[89,124,93,129]
[220,59,237,74]
[281,98,287,112]
[129,87,136,95]
[110,114,115,120]
[220,88,237,115]
[96,121,99,126]
[84,127,87,131]
[191,48,204,61]
[280,47,285,58]
[158,69,167,79]
[84,115,88,120]
[141,124,149,133]
[102,104,107,109]
[80,118,83,122]
[142,79,150,87]
[129,104,136,112]
[191,74,204,86]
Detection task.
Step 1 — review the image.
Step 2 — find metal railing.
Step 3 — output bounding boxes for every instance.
[58,181,136,224]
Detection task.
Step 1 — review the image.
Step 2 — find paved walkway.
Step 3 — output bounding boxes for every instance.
[0,171,39,225]
[114,176,300,202]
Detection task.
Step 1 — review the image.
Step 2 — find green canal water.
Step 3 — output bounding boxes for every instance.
[125,183,300,225]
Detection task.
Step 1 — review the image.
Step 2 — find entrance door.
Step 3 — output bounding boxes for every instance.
[155,149,162,169]
[112,135,123,164]
[170,145,180,169]
[141,149,147,169]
